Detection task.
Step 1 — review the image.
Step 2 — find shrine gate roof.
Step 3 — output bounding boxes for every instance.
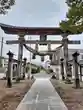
[0,23,72,35]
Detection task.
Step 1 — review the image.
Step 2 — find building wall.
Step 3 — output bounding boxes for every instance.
[52,48,83,64]
[51,48,83,80]
[68,49,83,61]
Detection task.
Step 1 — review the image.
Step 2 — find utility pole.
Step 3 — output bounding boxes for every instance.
[0,37,4,57]
[28,36,32,79]
[0,37,4,67]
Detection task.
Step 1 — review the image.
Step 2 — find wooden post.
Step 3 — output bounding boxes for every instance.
[0,37,4,67]
[49,55,52,60]
[80,65,82,82]
[32,43,38,60]
[57,51,60,65]
[48,43,51,51]
[7,51,14,88]
[35,43,38,51]
[23,58,27,79]
[16,35,24,81]
[72,51,80,88]
[52,54,54,62]
[32,54,36,59]
[60,58,65,80]
[48,43,52,60]
[41,56,44,62]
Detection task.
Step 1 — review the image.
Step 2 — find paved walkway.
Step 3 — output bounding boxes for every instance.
[16,78,68,110]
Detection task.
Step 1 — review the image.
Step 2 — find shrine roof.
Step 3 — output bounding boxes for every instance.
[0,23,73,35]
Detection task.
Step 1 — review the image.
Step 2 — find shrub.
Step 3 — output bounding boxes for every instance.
[31,68,37,74]
[36,67,40,73]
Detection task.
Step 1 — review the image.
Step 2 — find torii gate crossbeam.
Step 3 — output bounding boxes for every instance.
[6,40,80,45]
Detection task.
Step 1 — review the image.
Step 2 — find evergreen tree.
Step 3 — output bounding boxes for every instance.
[60,0,83,34]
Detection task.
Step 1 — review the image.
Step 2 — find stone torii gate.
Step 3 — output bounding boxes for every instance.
[0,23,81,80]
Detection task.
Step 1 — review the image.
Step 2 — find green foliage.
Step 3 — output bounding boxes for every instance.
[40,66,49,73]
[48,68,53,74]
[0,0,15,14]
[49,68,53,73]
[60,0,83,33]
[31,68,37,74]
[31,67,41,74]
[36,67,40,73]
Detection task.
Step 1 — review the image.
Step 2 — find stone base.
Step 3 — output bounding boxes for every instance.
[51,75,56,79]
[16,77,21,82]
[65,78,72,84]
[27,75,30,79]
[75,79,80,89]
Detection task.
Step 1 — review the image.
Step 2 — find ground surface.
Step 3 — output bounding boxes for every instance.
[0,79,34,110]
[16,72,68,110]
[51,79,83,110]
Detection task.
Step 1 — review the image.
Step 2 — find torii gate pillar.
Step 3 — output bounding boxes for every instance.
[62,34,70,81]
[16,34,24,81]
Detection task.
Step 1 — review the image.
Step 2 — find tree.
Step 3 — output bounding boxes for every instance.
[0,0,15,14]
[60,0,83,34]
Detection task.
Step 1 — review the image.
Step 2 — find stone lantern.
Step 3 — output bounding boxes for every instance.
[7,51,14,88]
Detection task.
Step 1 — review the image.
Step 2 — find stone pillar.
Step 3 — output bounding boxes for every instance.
[60,58,65,80]
[62,34,69,81]
[17,34,24,81]
[72,51,80,88]
[23,58,27,79]
[7,51,14,88]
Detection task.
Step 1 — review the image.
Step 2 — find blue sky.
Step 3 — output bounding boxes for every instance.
[0,0,83,64]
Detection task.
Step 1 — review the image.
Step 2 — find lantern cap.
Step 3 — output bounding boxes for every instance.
[72,51,79,57]
[23,57,27,61]
[7,51,14,56]
[60,58,64,61]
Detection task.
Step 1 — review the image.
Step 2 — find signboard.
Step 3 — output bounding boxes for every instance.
[40,34,47,45]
